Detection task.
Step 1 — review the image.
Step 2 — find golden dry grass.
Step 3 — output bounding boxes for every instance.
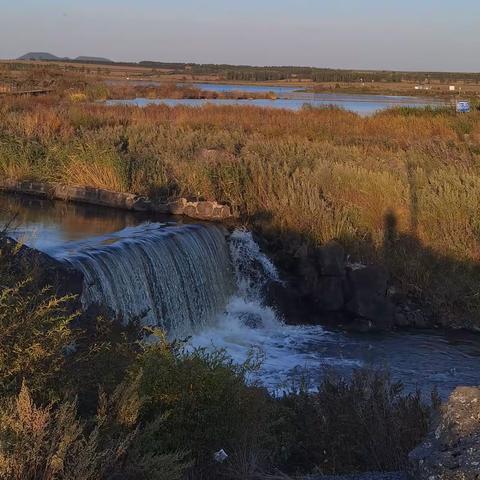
[1,96,480,324]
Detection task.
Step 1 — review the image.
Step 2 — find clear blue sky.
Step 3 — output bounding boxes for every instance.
[1,0,479,71]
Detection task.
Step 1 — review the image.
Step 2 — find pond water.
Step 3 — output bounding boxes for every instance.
[188,82,300,95]
[1,193,478,398]
[106,81,447,115]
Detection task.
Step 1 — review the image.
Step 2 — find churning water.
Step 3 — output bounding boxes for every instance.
[1,193,479,397]
[187,230,480,397]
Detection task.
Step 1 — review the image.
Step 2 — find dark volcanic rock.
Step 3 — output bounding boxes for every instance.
[0,236,83,303]
[315,276,345,311]
[394,301,432,328]
[265,279,308,323]
[316,240,346,276]
[409,386,480,480]
[345,265,394,331]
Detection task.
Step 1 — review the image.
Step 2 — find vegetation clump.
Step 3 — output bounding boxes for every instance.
[0,241,433,478]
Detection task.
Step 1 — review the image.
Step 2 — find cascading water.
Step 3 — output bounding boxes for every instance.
[62,223,234,335]
[60,223,480,395]
[224,228,281,329]
[2,194,480,398]
[188,229,480,395]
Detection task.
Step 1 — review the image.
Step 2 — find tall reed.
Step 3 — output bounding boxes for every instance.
[1,96,479,324]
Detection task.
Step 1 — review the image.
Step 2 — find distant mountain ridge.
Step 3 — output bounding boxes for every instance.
[18,52,64,61]
[18,52,112,63]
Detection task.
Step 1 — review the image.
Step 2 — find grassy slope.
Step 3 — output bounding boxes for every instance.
[1,94,480,327]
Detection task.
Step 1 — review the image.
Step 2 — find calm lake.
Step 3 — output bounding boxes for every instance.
[106,82,447,115]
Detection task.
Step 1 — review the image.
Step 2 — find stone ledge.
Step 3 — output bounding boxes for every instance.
[0,180,234,221]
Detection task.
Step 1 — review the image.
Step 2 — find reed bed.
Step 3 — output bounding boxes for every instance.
[1,96,480,325]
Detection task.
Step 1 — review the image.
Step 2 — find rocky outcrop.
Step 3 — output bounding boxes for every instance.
[0,180,234,221]
[409,386,480,480]
[344,265,395,331]
[153,197,233,220]
[0,236,83,305]
[394,299,431,329]
[293,241,346,312]
[266,239,417,331]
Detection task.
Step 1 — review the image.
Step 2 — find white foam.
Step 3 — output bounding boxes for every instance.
[187,228,362,391]
[189,296,362,391]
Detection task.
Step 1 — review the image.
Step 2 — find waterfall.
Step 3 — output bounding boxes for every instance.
[229,228,280,301]
[63,223,234,335]
[225,228,281,329]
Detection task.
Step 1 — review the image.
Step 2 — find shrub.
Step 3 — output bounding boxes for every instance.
[0,382,187,480]
[69,92,88,103]
[0,255,77,401]
[132,336,275,476]
[276,369,434,475]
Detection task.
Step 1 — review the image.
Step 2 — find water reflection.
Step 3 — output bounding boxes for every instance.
[105,81,447,115]
[0,193,176,255]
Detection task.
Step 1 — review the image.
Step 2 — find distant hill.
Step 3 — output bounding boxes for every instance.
[17,52,112,63]
[75,56,112,63]
[18,52,62,61]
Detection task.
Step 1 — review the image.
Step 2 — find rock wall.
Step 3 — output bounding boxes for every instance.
[0,179,233,221]
[409,386,480,480]
[266,240,430,331]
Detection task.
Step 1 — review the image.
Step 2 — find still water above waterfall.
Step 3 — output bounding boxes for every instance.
[1,193,479,398]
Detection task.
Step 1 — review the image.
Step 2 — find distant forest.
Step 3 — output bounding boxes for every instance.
[5,57,480,83]
[139,61,480,83]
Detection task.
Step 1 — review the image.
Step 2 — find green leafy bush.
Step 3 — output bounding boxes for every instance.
[132,336,276,476]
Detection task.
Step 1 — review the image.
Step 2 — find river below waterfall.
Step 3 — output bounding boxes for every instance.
[1,192,479,398]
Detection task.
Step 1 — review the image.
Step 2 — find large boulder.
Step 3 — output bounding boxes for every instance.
[290,241,346,313]
[313,241,346,311]
[394,301,432,329]
[409,386,480,480]
[315,276,345,312]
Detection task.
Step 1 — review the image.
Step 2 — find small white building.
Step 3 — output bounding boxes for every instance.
[449,85,456,91]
